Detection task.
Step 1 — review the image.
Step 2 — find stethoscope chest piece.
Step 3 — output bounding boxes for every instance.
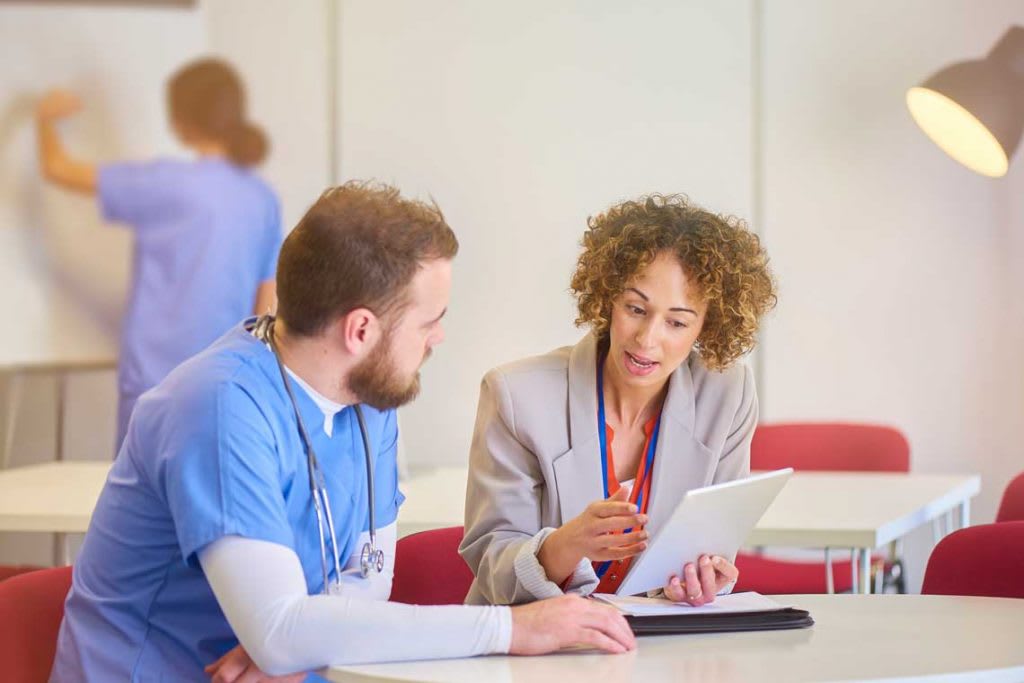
[360,542,385,578]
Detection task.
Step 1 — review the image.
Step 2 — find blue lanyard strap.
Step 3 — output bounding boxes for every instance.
[597,358,610,499]
[595,357,662,580]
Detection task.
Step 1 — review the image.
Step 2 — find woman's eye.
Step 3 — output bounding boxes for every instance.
[669,320,688,329]
[627,305,645,315]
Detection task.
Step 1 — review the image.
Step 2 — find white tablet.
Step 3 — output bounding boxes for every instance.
[615,468,793,596]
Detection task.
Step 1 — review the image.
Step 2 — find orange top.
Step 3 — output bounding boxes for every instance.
[594,415,658,594]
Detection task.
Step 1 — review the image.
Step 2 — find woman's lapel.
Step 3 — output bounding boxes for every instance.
[552,334,603,524]
[644,355,717,540]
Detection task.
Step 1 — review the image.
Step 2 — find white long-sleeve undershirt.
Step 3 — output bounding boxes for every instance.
[199,532,512,676]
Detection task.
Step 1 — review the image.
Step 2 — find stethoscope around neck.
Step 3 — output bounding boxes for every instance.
[253,315,384,595]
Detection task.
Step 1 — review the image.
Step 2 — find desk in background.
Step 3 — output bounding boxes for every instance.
[0,461,111,564]
[397,467,981,594]
[325,594,1024,682]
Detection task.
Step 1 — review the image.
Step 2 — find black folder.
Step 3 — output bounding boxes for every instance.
[625,607,814,635]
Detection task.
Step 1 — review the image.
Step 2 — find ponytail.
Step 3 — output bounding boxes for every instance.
[226,122,268,167]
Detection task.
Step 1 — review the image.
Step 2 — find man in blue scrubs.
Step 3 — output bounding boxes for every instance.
[50,182,636,682]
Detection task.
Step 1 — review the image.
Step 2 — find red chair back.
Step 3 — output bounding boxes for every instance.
[922,522,1024,599]
[996,471,1024,522]
[0,565,44,583]
[391,526,473,605]
[752,422,910,472]
[0,565,73,682]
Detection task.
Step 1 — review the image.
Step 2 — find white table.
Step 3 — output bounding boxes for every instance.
[748,471,979,593]
[324,594,1024,682]
[396,467,981,594]
[0,461,112,563]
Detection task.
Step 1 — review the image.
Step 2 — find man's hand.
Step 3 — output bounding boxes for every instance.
[509,594,637,655]
[36,89,81,121]
[205,645,308,683]
[537,486,648,583]
[663,554,739,606]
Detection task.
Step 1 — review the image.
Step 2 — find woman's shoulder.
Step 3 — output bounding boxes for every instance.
[686,352,754,401]
[479,343,575,415]
[486,344,572,381]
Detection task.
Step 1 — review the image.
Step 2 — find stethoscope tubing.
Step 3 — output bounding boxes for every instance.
[258,315,382,593]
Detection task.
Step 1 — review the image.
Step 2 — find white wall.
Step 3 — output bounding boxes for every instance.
[204,0,332,231]
[760,0,1024,589]
[338,0,755,469]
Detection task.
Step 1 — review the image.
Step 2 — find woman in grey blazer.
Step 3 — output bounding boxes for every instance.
[460,194,777,607]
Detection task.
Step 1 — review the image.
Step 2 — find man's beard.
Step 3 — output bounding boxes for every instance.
[346,329,424,410]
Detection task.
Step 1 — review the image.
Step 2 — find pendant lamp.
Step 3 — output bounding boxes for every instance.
[906,26,1024,178]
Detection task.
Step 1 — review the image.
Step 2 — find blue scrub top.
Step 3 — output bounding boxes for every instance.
[98,158,282,398]
[50,323,405,682]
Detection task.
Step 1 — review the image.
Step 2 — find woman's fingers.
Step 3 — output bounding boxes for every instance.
[594,528,648,549]
[37,90,81,119]
[683,562,705,605]
[591,540,648,561]
[590,500,639,519]
[698,555,718,603]
[712,555,740,589]
[663,575,684,602]
[594,513,647,535]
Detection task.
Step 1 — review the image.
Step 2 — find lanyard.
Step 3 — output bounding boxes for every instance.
[595,357,662,579]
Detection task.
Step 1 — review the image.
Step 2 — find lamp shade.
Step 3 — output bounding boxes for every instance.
[907,26,1024,178]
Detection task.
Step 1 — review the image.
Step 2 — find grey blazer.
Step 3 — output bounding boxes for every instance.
[460,333,756,605]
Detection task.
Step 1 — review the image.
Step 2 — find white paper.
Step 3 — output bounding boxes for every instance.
[592,591,790,616]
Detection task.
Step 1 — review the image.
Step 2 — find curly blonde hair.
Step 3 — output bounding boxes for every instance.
[570,194,777,371]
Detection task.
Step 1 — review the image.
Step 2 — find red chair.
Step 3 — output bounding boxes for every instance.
[922,522,1024,598]
[0,565,44,583]
[749,423,909,472]
[391,526,474,605]
[0,565,73,682]
[734,422,910,595]
[996,471,1024,522]
[735,553,858,593]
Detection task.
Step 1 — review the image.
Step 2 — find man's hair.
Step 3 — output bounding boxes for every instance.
[276,181,458,336]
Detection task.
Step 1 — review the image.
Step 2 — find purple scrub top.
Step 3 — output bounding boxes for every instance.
[97,157,282,446]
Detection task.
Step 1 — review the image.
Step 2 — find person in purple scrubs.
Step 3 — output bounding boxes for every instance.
[35,58,282,451]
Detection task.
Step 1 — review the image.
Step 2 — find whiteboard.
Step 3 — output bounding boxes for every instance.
[0,3,206,369]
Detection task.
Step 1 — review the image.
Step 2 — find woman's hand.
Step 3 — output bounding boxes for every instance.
[35,89,97,193]
[36,89,82,121]
[537,486,648,584]
[664,554,739,606]
[205,645,308,683]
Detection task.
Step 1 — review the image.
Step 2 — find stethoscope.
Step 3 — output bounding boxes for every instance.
[252,315,384,595]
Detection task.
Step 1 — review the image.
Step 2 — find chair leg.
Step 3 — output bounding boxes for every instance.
[3,371,24,469]
[892,558,907,594]
[824,547,835,594]
[850,549,858,594]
